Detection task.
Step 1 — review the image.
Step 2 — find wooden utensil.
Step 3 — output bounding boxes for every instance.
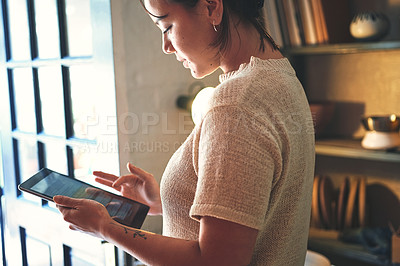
[319,175,334,229]
[337,176,349,230]
[358,176,367,227]
[311,175,321,228]
[345,177,359,229]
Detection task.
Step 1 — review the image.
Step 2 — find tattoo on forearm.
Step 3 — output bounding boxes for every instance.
[110,222,147,240]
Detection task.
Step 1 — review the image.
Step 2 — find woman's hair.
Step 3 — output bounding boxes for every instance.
[211,0,279,53]
[140,0,279,53]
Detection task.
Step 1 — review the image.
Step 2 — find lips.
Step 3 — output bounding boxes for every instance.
[176,55,190,69]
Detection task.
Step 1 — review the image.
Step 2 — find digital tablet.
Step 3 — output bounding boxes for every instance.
[18,168,149,229]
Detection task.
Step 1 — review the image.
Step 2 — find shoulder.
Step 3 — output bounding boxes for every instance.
[208,58,301,115]
[194,57,309,137]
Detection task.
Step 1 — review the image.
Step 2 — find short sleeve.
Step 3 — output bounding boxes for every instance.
[190,105,282,229]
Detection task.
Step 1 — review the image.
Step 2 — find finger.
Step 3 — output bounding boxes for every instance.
[105,201,121,208]
[53,195,80,208]
[85,187,101,197]
[69,224,79,231]
[85,187,100,193]
[56,204,76,211]
[112,174,141,188]
[94,177,114,187]
[93,171,118,183]
[127,162,151,179]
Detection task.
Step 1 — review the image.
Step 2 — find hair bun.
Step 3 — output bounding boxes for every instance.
[240,0,264,17]
[248,0,264,9]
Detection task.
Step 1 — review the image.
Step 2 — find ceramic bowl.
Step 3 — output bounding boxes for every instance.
[361,115,400,132]
[350,12,390,41]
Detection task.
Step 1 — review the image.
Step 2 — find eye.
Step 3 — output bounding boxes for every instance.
[163,25,172,34]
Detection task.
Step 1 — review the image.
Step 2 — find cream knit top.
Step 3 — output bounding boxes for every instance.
[160,57,315,265]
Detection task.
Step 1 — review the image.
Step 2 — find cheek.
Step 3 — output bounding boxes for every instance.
[175,25,212,51]
[169,32,187,51]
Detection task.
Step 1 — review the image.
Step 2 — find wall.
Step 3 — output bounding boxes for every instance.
[303,50,400,138]
[110,0,221,234]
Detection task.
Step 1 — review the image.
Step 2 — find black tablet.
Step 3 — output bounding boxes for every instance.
[18,168,149,229]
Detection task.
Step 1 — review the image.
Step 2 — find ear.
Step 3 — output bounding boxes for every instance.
[204,0,223,25]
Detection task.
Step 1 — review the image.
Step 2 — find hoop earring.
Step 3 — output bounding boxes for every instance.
[213,21,218,32]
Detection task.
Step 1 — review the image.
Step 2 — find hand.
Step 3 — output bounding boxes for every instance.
[93,163,162,215]
[53,195,113,239]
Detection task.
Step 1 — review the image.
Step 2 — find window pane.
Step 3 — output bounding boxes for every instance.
[16,139,40,203]
[44,143,68,175]
[69,65,98,140]
[73,146,92,178]
[72,144,119,191]
[65,0,93,57]
[72,146,97,186]
[70,247,97,266]
[44,143,68,209]
[7,0,31,60]
[12,68,36,133]
[38,66,65,136]
[0,136,4,188]
[34,0,60,59]
[26,235,51,266]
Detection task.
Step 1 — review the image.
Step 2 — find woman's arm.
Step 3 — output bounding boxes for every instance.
[105,216,258,266]
[54,196,258,266]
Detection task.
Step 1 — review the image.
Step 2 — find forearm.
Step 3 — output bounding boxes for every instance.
[55,196,255,265]
[102,221,204,266]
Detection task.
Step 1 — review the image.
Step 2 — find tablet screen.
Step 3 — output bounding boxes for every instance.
[19,168,149,229]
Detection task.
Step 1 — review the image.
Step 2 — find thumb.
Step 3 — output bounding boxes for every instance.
[53,195,80,207]
[127,162,136,174]
[127,162,150,180]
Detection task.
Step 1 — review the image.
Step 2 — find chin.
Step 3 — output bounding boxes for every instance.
[190,67,218,79]
[191,73,207,79]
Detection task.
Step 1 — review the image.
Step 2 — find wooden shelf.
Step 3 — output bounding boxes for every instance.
[315,139,400,163]
[282,41,400,56]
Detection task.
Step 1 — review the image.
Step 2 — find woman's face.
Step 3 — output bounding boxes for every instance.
[144,0,220,78]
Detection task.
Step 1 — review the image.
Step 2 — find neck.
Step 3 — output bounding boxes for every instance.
[219,19,282,74]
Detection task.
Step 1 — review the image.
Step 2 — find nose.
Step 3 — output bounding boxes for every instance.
[162,34,175,54]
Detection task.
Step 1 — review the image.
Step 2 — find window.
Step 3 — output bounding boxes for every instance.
[0,0,119,264]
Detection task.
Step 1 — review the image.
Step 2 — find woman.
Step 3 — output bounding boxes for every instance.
[54,0,315,265]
